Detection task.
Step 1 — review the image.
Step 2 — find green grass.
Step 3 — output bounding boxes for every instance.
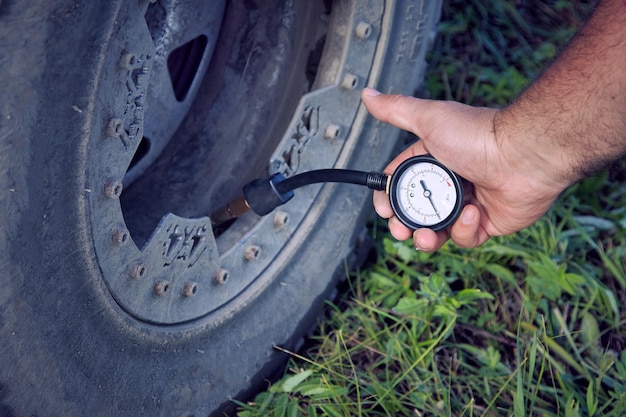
[235,1,626,416]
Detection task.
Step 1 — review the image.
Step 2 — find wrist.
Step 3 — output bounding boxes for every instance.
[494,0,626,188]
[493,106,574,197]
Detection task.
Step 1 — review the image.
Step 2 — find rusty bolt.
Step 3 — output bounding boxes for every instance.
[341,73,358,90]
[214,269,230,285]
[104,179,123,199]
[119,52,137,70]
[273,211,289,229]
[111,229,130,246]
[244,245,261,261]
[356,22,372,39]
[105,118,123,138]
[182,281,198,297]
[129,262,147,279]
[153,280,170,296]
[324,124,340,140]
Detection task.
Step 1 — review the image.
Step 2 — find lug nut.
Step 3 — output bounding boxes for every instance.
[104,179,123,199]
[342,73,358,90]
[129,262,147,279]
[356,22,372,39]
[324,124,340,140]
[214,269,230,285]
[273,211,289,229]
[153,280,170,296]
[105,118,130,146]
[182,281,198,297]
[244,245,261,261]
[105,118,123,138]
[111,229,130,246]
[118,52,137,70]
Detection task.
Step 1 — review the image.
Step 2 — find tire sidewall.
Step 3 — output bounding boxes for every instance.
[0,1,441,415]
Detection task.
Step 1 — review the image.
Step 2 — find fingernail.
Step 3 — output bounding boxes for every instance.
[362,87,381,97]
[461,208,476,225]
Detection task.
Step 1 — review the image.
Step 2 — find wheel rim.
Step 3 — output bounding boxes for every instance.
[87,0,386,324]
[123,0,226,185]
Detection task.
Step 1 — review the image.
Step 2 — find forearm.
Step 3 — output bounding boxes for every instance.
[497,0,626,187]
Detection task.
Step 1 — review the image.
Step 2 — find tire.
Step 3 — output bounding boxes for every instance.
[0,0,441,415]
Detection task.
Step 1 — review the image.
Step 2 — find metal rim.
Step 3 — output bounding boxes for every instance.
[86,0,388,325]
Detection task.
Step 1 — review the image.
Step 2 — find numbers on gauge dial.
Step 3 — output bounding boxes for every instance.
[397,163,458,226]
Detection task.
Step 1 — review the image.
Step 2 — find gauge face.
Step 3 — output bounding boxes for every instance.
[389,155,463,231]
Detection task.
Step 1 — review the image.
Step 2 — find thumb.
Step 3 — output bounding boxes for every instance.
[361,88,434,138]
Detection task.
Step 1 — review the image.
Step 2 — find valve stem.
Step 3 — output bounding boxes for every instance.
[211,196,251,224]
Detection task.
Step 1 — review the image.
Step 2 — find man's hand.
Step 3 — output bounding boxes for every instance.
[361,88,564,252]
[361,0,626,252]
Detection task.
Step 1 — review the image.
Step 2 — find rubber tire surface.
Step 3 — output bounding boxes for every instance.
[0,1,440,415]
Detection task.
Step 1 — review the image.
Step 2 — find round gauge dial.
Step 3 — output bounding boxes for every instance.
[389,155,463,231]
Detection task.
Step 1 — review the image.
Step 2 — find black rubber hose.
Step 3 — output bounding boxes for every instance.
[227,169,389,218]
[275,169,388,194]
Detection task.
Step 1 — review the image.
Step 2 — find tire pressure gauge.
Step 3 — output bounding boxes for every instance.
[221,154,465,233]
[388,155,464,231]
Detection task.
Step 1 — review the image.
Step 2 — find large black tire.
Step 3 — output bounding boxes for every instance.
[0,1,441,415]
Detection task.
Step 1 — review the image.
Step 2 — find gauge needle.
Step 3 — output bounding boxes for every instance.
[420,180,441,219]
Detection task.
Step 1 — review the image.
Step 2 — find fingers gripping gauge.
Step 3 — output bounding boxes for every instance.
[388,155,464,231]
